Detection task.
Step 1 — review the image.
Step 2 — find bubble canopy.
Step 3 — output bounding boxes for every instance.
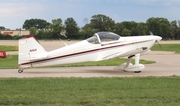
[86,32,120,44]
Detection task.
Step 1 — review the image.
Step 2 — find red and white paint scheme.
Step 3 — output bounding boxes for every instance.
[18,32,162,73]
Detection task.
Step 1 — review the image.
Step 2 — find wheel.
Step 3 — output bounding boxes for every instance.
[123,70,128,72]
[134,71,141,73]
[18,69,23,73]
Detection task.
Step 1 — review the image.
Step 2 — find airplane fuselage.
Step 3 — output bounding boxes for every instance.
[19,35,156,68]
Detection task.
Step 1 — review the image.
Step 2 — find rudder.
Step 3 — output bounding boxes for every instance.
[18,34,48,68]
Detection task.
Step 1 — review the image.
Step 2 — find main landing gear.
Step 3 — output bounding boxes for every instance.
[18,69,24,73]
[114,53,145,73]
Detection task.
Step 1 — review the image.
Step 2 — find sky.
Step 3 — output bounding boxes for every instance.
[0,0,180,29]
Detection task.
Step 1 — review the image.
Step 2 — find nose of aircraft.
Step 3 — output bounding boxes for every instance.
[154,36,162,42]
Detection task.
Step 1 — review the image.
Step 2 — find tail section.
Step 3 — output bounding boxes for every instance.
[18,34,48,68]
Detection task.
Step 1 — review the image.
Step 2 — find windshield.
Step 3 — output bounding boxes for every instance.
[86,35,99,44]
[98,32,120,42]
[86,32,120,44]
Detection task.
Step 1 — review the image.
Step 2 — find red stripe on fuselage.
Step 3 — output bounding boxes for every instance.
[19,39,153,66]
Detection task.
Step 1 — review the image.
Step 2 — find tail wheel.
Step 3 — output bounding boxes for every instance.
[134,71,141,73]
[18,69,23,73]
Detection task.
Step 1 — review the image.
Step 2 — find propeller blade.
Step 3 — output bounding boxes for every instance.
[149,31,153,35]
[155,40,162,49]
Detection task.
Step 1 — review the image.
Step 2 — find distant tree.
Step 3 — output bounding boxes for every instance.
[120,21,138,36]
[177,28,180,40]
[0,34,12,40]
[90,14,115,31]
[29,27,37,35]
[16,28,21,30]
[146,17,171,39]
[130,21,138,36]
[114,22,124,36]
[176,20,180,39]
[136,22,148,35]
[81,24,95,39]
[47,18,64,39]
[170,20,178,40]
[0,26,5,30]
[64,17,79,39]
[122,28,131,36]
[121,21,132,30]
[23,18,50,30]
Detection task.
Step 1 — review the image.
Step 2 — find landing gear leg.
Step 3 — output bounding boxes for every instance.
[123,55,134,72]
[18,69,24,73]
[125,55,134,68]
[134,54,141,73]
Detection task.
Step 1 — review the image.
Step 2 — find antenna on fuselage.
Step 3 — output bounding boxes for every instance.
[60,30,68,46]
[59,39,68,46]
[149,31,153,35]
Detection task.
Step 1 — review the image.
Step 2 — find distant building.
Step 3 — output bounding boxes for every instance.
[0,30,30,36]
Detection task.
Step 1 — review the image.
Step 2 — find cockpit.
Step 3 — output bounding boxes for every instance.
[87,32,120,44]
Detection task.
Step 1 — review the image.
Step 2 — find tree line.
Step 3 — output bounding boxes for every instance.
[1,14,180,40]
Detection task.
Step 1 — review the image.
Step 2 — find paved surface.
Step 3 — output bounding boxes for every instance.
[0,40,180,78]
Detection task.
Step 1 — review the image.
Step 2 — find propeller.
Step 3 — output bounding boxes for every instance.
[149,31,162,49]
[149,31,153,35]
[155,40,162,49]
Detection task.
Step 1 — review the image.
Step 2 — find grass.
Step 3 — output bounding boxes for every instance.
[0,77,180,106]
[0,55,155,69]
[0,45,18,51]
[151,44,180,53]
[0,55,18,69]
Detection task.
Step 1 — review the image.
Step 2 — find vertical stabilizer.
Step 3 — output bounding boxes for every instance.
[18,35,48,68]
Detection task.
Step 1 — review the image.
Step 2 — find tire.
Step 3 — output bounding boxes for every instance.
[18,69,23,73]
[134,71,141,73]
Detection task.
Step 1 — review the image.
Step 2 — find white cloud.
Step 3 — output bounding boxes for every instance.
[0,3,45,18]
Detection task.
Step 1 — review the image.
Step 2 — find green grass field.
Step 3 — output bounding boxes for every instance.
[151,44,180,53]
[0,77,180,106]
[0,45,18,51]
[0,55,18,69]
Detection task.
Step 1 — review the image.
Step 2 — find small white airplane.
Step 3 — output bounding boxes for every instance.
[18,32,162,73]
